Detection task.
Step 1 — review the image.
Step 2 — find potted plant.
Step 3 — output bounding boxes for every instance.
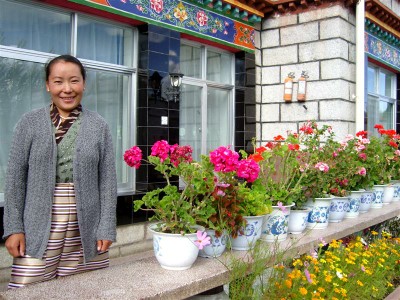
[207,146,271,251]
[124,140,215,270]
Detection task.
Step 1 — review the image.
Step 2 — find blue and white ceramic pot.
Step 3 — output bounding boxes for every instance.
[261,203,294,242]
[359,190,373,213]
[149,224,203,270]
[345,191,362,218]
[288,207,310,234]
[231,215,263,251]
[304,198,332,229]
[328,196,349,223]
[391,180,400,202]
[198,229,227,258]
[383,184,395,205]
[371,185,385,209]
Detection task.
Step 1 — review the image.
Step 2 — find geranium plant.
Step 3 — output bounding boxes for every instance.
[125,140,216,234]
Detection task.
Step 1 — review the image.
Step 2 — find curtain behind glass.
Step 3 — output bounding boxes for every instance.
[180,44,201,79]
[207,51,231,84]
[84,69,130,184]
[0,0,70,53]
[207,88,230,152]
[0,57,48,193]
[180,84,202,159]
[77,17,133,67]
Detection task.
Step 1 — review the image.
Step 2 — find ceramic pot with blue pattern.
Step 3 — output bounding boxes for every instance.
[371,185,385,208]
[383,184,395,205]
[345,191,362,218]
[231,215,263,251]
[328,196,349,223]
[261,203,294,242]
[360,190,373,213]
[390,180,400,202]
[304,197,332,229]
[198,229,227,258]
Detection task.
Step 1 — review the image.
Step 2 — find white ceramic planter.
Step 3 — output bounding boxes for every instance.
[391,180,400,202]
[360,190,373,213]
[329,196,349,223]
[371,185,385,209]
[231,215,263,251]
[304,198,332,229]
[149,224,202,270]
[198,229,227,258]
[383,184,395,205]
[261,203,294,242]
[288,208,310,234]
[345,191,362,218]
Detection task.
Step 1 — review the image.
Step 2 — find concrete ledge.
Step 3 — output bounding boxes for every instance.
[1,202,399,300]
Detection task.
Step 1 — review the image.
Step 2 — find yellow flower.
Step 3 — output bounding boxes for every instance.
[366,269,373,275]
[332,297,339,300]
[387,282,393,287]
[371,230,378,235]
[293,259,302,267]
[357,280,364,286]
[318,287,325,292]
[334,287,340,293]
[372,286,378,292]
[285,279,292,288]
[325,274,332,282]
[341,288,347,296]
[299,287,307,296]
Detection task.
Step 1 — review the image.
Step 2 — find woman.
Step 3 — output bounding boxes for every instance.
[2,55,117,288]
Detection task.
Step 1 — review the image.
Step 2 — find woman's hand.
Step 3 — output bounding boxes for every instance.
[97,240,112,252]
[5,233,25,257]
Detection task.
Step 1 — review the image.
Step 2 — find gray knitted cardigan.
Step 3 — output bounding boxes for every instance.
[3,106,117,262]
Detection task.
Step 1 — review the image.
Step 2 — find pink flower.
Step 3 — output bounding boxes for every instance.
[124,146,142,169]
[209,146,239,173]
[319,237,327,246]
[315,162,329,172]
[304,269,312,283]
[194,231,211,250]
[236,159,260,183]
[361,265,365,272]
[216,189,226,197]
[150,0,163,13]
[359,153,367,161]
[356,144,366,152]
[196,10,208,26]
[357,167,367,176]
[395,150,400,156]
[310,249,318,259]
[277,201,287,213]
[151,140,170,162]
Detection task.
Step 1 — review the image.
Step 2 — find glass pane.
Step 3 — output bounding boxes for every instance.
[0,0,70,53]
[77,17,133,66]
[0,57,48,193]
[180,84,202,159]
[207,50,231,84]
[180,44,201,79]
[379,70,393,98]
[367,66,376,93]
[366,94,379,135]
[207,88,230,152]
[84,69,131,185]
[379,100,393,129]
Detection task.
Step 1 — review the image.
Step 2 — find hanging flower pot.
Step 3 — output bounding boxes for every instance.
[231,215,263,251]
[149,224,204,270]
[304,198,332,229]
[261,203,294,242]
[328,196,349,223]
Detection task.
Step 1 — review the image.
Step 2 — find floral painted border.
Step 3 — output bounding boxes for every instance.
[365,32,400,71]
[69,0,255,52]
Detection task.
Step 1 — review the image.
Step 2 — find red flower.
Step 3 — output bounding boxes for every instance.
[124,146,142,169]
[389,140,398,149]
[300,124,313,134]
[256,146,267,154]
[356,130,368,138]
[374,124,384,130]
[288,143,300,151]
[274,135,285,141]
[249,153,263,162]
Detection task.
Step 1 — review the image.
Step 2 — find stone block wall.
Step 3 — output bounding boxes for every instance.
[256,3,357,143]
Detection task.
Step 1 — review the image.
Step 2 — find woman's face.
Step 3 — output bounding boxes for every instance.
[46,61,85,117]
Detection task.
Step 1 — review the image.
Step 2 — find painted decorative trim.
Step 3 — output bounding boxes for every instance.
[69,0,255,52]
[365,32,400,71]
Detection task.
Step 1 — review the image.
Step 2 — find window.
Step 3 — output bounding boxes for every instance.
[0,0,137,204]
[179,42,234,159]
[365,64,397,135]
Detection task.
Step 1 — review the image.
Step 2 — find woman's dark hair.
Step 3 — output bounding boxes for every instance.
[45,54,86,81]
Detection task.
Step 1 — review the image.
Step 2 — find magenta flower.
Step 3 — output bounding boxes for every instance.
[357,167,367,176]
[151,140,170,162]
[236,159,260,183]
[304,269,312,283]
[277,201,287,213]
[194,231,211,250]
[170,144,193,167]
[209,146,239,173]
[123,146,142,169]
[358,153,367,160]
[315,162,329,172]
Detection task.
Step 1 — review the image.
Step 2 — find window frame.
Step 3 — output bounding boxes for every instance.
[180,40,235,156]
[0,0,138,205]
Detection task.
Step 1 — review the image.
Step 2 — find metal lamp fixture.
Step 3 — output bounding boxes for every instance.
[166,72,184,102]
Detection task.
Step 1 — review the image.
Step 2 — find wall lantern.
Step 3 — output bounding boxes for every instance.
[166,72,184,102]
